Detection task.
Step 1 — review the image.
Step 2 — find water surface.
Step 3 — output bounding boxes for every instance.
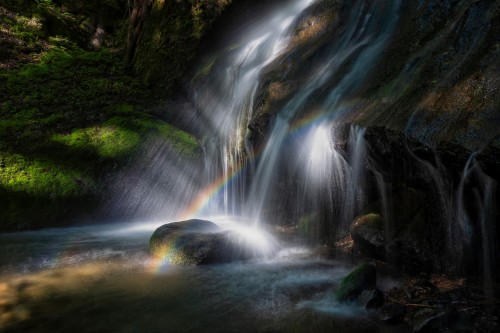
[0,222,405,333]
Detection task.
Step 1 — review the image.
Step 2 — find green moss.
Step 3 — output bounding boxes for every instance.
[0,0,203,231]
[0,152,94,198]
[335,262,377,302]
[52,125,140,159]
[131,0,233,95]
[150,119,199,157]
[51,113,200,160]
[0,44,200,231]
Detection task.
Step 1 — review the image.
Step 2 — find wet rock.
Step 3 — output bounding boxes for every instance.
[150,219,263,265]
[358,289,384,309]
[385,239,430,275]
[381,303,407,324]
[351,213,385,259]
[411,308,443,332]
[335,262,377,302]
[414,276,438,291]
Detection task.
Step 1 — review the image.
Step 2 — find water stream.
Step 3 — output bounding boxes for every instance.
[0,221,406,332]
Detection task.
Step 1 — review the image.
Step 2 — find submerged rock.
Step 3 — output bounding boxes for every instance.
[411,308,444,332]
[381,303,407,324]
[149,219,268,265]
[335,262,377,302]
[358,289,384,309]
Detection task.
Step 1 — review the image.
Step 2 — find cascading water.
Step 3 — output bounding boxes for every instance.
[244,0,401,229]
[455,153,497,297]
[191,0,317,218]
[190,0,402,235]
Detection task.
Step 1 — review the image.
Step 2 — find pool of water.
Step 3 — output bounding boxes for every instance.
[0,222,406,332]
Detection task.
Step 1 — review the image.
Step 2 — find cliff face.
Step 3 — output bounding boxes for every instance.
[252,0,499,154]
[241,0,499,274]
[125,0,232,95]
[0,0,200,231]
[354,0,499,151]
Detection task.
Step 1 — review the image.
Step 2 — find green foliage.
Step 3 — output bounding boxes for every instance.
[35,0,53,5]
[52,125,140,159]
[132,0,232,94]
[0,0,201,231]
[0,152,93,198]
[1,48,149,126]
[0,46,199,231]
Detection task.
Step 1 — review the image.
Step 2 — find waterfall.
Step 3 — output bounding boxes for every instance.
[191,0,317,218]
[455,153,497,296]
[188,0,402,234]
[243,0,401,227]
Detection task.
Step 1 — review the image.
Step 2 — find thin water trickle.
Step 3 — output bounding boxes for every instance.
[455,153,497,297]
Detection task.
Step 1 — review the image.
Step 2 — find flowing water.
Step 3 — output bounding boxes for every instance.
[185,0,402,233]
[0,221,406,332]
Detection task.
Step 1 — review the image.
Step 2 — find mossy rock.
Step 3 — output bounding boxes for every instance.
[150,219,265,265]
[129,0,232,95]
[335,262,377,302]
[0,46,200,231]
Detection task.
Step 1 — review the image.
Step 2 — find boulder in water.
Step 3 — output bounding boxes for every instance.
[335,262,377,302]
[150,219,269,265]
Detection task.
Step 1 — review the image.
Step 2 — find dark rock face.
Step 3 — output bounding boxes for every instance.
[243,0,499,276]
[126,0,233,94]
[351,213,385,260]
[381,303,407,324]
[150,219,269,265]
[250,0,499,152]
[357,289,384,309]
[360,125,498,275]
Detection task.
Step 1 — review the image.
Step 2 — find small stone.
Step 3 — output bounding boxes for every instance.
[411,308,441,332]
[381,303,407,324]
[358,289,384,309]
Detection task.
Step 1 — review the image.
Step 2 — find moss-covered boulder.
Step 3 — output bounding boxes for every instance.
[335,262,377,302]
[150,219,268,265]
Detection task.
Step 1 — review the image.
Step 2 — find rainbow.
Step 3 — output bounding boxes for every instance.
[178,110,336,219]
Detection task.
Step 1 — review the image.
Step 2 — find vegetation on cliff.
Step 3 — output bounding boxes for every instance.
[125,0,232,95]
[0,0,199,231]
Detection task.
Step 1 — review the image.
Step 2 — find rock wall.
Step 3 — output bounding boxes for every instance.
[125,0,232,95]
[246,0,499,275]
[251,0,499,154]
[126,0,499,275]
